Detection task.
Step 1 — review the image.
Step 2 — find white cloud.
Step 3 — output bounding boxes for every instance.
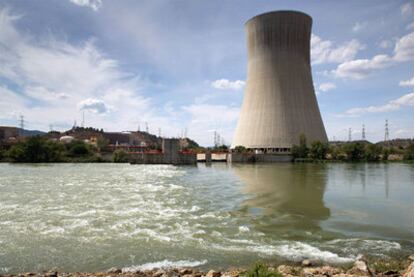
[352,22,366,32]
[407,22,414,31]
[211,79,245,90]
[401,2,413,17]
[69,0,102,11]
[399,76,414,87]
[77,98,109,114]
[182,104,239,145]
[319,82,336,92]
[333,54,392,80]
[332,31,414,79]
[311,34,364,65]
[393,31,414,62]
[346,92,414,115]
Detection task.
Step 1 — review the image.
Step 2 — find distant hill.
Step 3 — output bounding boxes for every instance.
[376,138,414,149]
[0,126,46,139]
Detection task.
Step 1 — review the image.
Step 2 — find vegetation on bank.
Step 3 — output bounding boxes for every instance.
[0,136,107,163]
[291,134,414,162]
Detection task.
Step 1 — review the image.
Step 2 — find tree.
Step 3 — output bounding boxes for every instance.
[67,140,91,156]
[309,141,329,160]
[404,143,414,160]
[7,137,65,162]
[113,149,129,163]
[364,144,382,161]
[234,145,247,153]
[343,142,365,161]
[96,136,109,151]
[291,134,309,158]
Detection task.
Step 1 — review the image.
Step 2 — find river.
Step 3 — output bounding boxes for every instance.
[0,162,413,273]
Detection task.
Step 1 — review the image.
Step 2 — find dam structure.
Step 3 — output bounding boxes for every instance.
[232,11,328,155]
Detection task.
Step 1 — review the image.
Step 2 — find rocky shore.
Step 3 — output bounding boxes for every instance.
[2,255,414,277]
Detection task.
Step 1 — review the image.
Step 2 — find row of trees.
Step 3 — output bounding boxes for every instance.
[292,135,414,161]
[1,137,101,163]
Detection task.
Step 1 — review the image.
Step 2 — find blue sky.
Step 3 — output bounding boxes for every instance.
[0,0,413,145]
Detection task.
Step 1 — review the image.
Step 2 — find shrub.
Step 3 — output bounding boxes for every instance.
[309,141,329,160]
[292,134,309,159]
[234,145,247,153]
[364,144,382,161]
[343,142,365,161]
[67,140,90,156]
[113,149,129,163]
[404,143,414,160]
[7,137,65,162]
[244,262,282,277]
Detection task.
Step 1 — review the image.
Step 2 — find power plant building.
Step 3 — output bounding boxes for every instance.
[232,11,328,152]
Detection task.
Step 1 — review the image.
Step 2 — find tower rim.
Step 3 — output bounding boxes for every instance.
[245,10,312,26]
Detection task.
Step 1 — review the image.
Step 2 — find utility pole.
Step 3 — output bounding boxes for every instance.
[145,122,149,133]
[362,124,366,140]
[348,127,352,142]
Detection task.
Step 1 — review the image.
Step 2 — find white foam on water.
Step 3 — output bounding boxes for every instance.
[325,238,401,254]
[210,241,353,264]
[238,226,250,233]
[40,226,65,235]
[122,259,208,272]
[274,242,353,263]
[190,205,201,212]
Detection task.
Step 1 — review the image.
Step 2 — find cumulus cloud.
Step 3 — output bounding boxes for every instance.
[77,98,109,114]
[69,0,102,11]
[0,7,160,132]
[319,82,336,92]
[401,2,413,17]
[311,34,364,65]
[211,79,245,90]
[407,22,414,31]
[399,76,414,87]
[346,92,414,115]
[332,31,414,79]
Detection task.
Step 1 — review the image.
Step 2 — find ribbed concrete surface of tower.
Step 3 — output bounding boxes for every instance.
[232,11,328,151]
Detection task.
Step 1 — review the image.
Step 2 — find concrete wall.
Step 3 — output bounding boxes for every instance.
[129,138,196,165]
[228,153,293,163]
[232,11,327,149]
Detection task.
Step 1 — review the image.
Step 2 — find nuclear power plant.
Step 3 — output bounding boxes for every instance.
[232,11,328,152]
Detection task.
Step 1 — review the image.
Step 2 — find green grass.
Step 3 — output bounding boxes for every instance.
[243,262,282,277]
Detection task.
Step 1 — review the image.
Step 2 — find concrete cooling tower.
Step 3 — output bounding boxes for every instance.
[232,11,327,152]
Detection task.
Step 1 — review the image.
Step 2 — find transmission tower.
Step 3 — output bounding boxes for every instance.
[348,128,352,142]
[362,124,366,140]
[384,119,389,142]
[19,115,25,137]
[158,128,161,137]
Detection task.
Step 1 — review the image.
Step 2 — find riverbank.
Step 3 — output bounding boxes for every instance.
[2,255,414,277]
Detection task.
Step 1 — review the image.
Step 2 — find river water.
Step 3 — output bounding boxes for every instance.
[0,163,413,273]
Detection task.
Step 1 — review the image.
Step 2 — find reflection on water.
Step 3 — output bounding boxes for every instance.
[232,164,330,234]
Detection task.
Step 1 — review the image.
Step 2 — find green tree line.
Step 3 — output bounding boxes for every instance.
[292,134,414,162]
